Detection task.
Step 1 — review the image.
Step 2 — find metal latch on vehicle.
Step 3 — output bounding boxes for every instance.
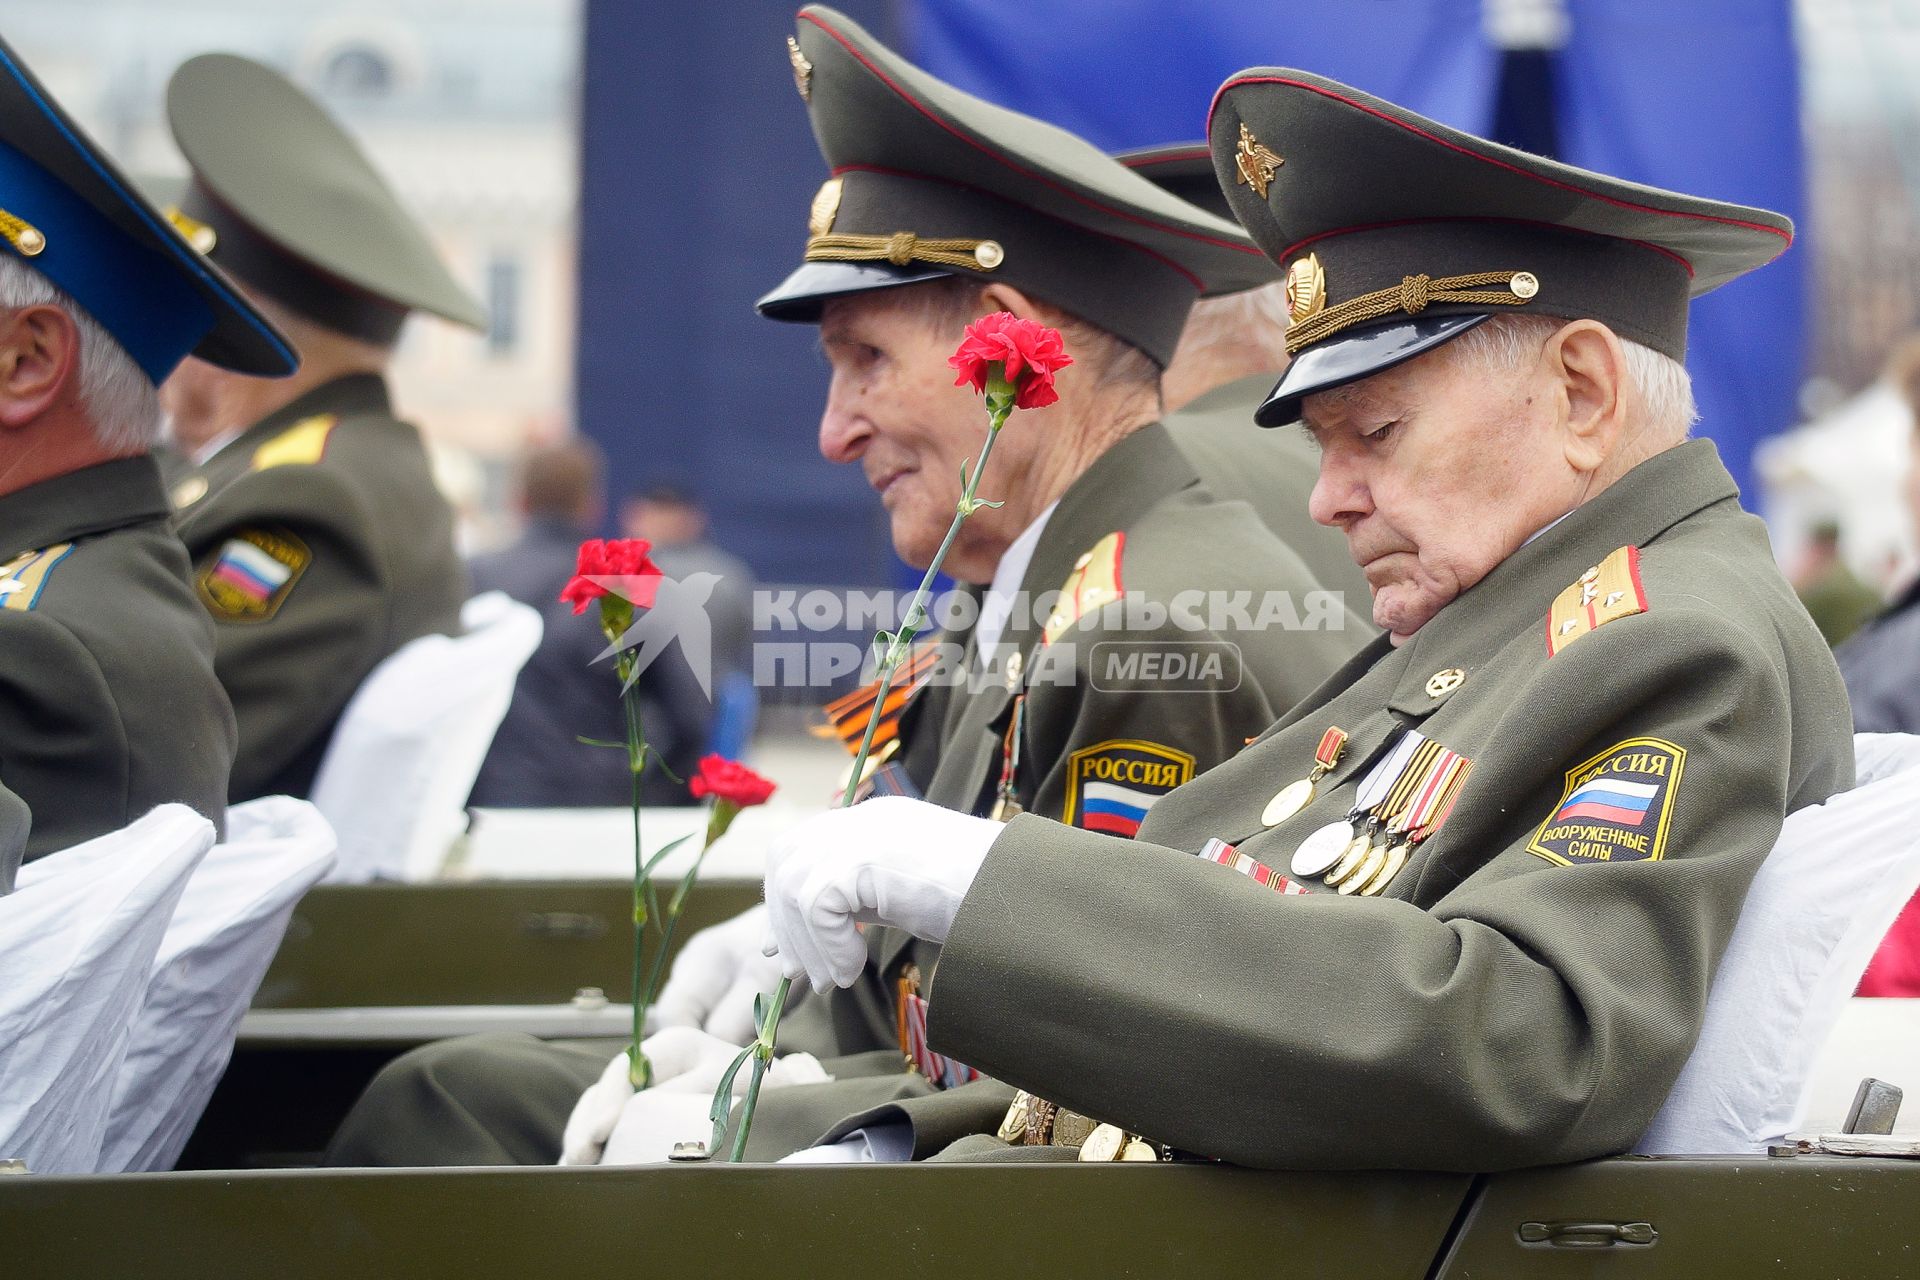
[1517,1221,1657,1248]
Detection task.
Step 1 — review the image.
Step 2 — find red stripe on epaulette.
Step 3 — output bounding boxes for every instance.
[1207,76,1793,254]
[801,11,1265,258]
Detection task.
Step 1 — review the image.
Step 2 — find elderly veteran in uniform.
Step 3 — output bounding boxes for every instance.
[322,8,1364,1168]
[157,54,480,802]
[761,70,1855,1170]
[1120,141,1368,607]
[0,39,294,863]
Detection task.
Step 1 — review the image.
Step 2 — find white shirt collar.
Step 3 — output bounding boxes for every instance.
[975,501,1058,664]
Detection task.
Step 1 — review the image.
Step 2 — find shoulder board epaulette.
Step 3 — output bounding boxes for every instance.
[1043,531,1126,646]
[1546,545,1647,656]
[814,639,943,757]
[0,543,75,613]
[250,414,339,471]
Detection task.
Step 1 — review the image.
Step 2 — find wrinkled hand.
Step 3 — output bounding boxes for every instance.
[558,1026,750,1166]
[762,797,1000,993]
[598,1048,832,1166]
[648,904,784,1045]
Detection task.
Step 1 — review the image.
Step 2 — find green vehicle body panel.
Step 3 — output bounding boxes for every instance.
[255,880,760,1007]
[4,1158,1915,1278]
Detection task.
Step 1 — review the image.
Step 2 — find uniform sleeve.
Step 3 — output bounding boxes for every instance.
[190,468,387,798]
[0,614,129,856]
[927,607,1824,1171]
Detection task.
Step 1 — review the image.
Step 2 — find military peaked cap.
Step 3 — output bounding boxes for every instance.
[166,53,485,346]
[1208,69,1793,425]
[0,37,294,382]
[758,6,1273,366]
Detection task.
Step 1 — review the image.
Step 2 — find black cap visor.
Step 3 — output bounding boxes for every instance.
[1255,313,1489,427]
[756,259,952,322]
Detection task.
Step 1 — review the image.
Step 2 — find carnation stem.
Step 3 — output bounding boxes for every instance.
[722,390,1012,1159]
[615,650,653,1089]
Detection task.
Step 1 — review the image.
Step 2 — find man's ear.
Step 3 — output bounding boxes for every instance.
[1546,320,1629,476]
[976,282,1043,323]
[0,304,81,430]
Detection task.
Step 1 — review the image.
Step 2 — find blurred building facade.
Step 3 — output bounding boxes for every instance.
[7,0,580,539]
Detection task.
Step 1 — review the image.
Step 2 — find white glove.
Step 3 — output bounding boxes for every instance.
[649,903,784,1044]
[558,1025,759,1166]
[762,796,1000,993]
[598,1047,833,1166]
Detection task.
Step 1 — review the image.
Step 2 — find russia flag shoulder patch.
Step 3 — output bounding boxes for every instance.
[1528,736,1686,866]
[1062,738,1196,838]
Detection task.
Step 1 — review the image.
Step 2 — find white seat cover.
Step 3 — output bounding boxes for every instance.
[2,806,214,1173]
[96,796,338,1172]
[310,591,541,882]
[1637,733,1920,1154]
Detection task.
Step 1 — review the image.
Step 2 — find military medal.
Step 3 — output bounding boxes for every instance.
[1261,726,1348,826]
[1330,738,1443,892]
[1295,730,1421,879]
[1291,820,1357,878]
[997,1091,1032,1143]
[1078,1124,1128,1162]
[988,696,1026,822]
[1360,756,1474,897]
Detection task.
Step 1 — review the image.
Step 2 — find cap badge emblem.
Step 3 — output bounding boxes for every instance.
[1234,123,1285,199]
[808,178,843,237]
[1285,253,1326,323]
[788,36,813,101]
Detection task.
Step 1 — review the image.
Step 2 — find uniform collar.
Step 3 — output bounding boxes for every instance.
[0,454,171,562]
[975,500,1058,662]
[1018,421,1198,607]
[203,371,392,466]
[1385,438,1740,713]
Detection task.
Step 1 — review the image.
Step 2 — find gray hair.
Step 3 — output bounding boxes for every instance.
[1177,280,1291,366]
[902,274,1161,397]
[0,255,162,452]
[1444,313,1697,441]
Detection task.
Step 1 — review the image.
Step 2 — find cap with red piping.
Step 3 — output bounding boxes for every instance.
[1207,68,1793,425]
[756,6,1274,366]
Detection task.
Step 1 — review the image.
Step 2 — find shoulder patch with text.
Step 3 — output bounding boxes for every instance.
[0,543,74,613]
[250,413,339,470]
[1061,738,1195,837]
[1546,545,1647,656]
[1528,736,1686,866]
[197,529,311,622]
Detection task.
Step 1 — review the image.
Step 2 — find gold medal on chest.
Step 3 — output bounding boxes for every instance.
[1262,726,1348,827]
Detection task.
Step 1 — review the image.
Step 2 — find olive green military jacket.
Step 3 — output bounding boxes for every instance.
[0,456,236,861]
[173,374,467,801]
[745,422,1369,1157]
[1163,373,1372,607]
[825,440,1853,1170]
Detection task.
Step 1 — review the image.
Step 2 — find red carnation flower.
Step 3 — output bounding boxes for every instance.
[560,537,663,614]
[947,311,1074,411]
[689,754,777,808]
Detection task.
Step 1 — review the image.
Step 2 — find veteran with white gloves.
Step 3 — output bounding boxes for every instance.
[763,799,1000,994]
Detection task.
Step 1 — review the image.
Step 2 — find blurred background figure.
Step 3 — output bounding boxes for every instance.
[469,441,708,807]
[1792,519,1881,646]
[620,484,758,756]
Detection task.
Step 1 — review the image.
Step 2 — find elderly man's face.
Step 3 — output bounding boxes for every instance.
[1304,336,1581,643]
[817,288,1050,580]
